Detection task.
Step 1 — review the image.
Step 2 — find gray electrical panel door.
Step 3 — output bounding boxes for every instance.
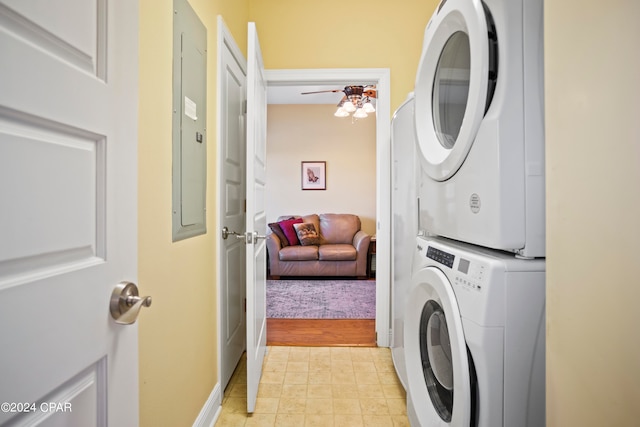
[172,0,207,241]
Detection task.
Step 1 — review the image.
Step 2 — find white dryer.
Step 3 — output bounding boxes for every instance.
[405,236,545,426]
[390,92,418,390]
[414,0,545,258]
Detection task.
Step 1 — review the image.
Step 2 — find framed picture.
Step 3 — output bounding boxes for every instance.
[301,161,326,190]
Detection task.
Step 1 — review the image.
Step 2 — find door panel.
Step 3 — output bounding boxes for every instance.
[218,18,247,393]
[245,22,268,414]
[0,1,139,425]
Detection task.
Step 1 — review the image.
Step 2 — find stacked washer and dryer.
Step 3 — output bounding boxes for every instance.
[390,0,546,426]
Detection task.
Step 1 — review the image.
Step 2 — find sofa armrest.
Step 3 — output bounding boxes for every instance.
[353,230,371,277]
[266,233,283,276]
[353,230,371,253]
[267,233,283,254]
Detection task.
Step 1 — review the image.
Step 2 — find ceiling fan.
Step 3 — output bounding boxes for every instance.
[301,85,377,118]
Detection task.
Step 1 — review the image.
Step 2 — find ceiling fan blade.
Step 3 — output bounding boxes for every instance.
[300,89,344,95]
[362,89,378,98]
[363,87,377,98]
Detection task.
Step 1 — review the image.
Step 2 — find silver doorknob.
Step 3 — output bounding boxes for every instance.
[246,231,266,244]
[110,282,152,325]
[222,226,245,240]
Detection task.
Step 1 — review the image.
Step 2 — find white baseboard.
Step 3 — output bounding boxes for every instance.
[192,382,222,427]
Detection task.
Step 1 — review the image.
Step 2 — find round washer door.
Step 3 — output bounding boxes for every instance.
[414,0,496,181]
[405,267,471,426]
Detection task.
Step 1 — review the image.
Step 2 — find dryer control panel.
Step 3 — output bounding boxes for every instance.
[425,244,485,292]
[453,260,486,292]
[426,246,455,268]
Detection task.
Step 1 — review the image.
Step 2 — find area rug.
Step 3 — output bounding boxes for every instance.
[266,279,376,319]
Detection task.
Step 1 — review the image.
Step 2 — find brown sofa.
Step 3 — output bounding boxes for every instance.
[266,213,371,278]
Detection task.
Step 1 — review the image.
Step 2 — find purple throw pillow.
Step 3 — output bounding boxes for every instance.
[268,222,289,247]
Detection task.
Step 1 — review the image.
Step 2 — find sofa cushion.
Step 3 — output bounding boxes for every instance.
[293,222,321,246]
[319,214,361,244]
[318,244,357,261]
[279,245,319,261]
[278,217,303,245]
[268,222,290,247]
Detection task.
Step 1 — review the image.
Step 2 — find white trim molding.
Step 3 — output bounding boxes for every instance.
[192,382,222,427]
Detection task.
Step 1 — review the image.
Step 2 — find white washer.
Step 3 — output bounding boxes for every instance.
[390,92,418,390]
[405,236,545,426]
[414,0,545,258]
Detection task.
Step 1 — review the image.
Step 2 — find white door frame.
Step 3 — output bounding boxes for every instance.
[266,68,391,347]
[216,65,392,392]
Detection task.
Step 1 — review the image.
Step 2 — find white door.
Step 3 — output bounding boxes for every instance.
[218,18,247,392]
[0,1,140,426]
[245,22,268,413]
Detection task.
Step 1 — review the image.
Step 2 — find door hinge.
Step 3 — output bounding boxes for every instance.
[242,99,247,114]
[243,298,247,313]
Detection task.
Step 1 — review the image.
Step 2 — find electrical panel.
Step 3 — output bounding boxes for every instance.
[172,0,207,241]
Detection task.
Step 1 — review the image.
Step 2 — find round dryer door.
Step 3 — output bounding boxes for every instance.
[405,267,472,426]
[414,0,498,181]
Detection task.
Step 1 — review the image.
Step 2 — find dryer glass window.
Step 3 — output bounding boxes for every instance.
[432,31,470,149]
[420,300,454,422]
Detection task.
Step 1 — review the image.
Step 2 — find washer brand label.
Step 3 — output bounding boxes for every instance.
[470,193,481,214]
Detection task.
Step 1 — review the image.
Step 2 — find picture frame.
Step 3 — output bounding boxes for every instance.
[301,161,326,190]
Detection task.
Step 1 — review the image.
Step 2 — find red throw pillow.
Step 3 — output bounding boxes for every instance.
[278,217,303,245]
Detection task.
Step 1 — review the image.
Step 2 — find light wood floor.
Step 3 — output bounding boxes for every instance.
[267,319,376,347]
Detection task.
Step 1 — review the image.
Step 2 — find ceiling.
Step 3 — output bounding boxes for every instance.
[267,84,374,105]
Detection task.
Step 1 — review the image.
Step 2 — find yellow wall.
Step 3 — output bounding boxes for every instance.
[545,0,640,425]
[138,2,438,424]
[266,105,377,234]
[249,0,440,113]
[138,1,248,426]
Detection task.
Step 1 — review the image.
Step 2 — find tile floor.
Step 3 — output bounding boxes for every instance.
[215,346,410,426]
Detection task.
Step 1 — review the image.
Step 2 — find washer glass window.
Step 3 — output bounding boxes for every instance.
[432,31,471,150]
[420,300,454,422]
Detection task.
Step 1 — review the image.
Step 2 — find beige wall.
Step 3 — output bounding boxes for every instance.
[266,105,377,235]
[138,1,248,426]
[545,1,640,425]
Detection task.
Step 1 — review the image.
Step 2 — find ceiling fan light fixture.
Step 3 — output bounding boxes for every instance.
[353,108,368,119]
[363,101,376,113]
[300,85,376,119]
[334,107,349,117]
[343,101,356,113]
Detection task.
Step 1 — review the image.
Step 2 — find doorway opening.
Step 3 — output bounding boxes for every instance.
[264,82,379,346]
[263,69,390,347]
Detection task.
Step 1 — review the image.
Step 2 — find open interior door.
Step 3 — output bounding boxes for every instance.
[245,22,268,413]
[0,1,140,426]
